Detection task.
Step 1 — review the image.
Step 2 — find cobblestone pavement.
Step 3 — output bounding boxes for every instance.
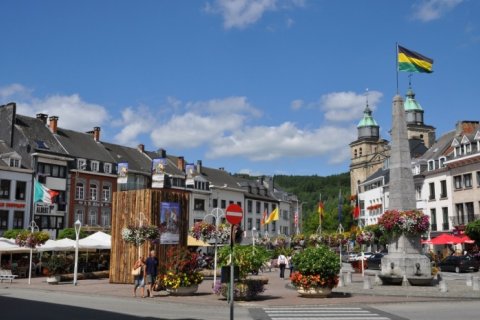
[2,267,479,308]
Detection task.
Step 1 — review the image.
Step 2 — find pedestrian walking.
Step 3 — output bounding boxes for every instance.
[145,250,159,298]
[278,253,287,278]
[132,256,146,298]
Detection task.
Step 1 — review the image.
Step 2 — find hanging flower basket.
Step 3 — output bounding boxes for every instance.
[189,222,231,244]
[378,209,429,239]
[15,230,50,248]
[121,225,160,245]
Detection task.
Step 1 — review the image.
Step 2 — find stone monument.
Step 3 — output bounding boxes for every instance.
[379,95,433,286]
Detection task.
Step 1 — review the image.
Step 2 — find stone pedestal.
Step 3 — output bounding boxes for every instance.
[380,234,432,286]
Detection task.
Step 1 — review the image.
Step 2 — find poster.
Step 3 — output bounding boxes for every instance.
[117,162,128,184]
[160,202,180,244]
[152,158,167,188]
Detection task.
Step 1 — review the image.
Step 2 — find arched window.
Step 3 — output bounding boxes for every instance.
[75,208,84,224]
[89,183,98,201]
[102,185,111,202]
[75,182,84,200]
[88,208,97,226]
[354,149,357,158]
[359,148,363,157]
[101,209,111,227]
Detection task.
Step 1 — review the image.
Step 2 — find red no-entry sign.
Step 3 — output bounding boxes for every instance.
[225,204,243,225]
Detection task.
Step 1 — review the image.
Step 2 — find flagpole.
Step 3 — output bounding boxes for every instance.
[396,42,399,94]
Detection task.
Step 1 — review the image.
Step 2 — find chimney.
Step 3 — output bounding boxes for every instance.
[137,143,145,152]
[36,113,48,124]
[196,160,202,174]
[158,148,166,158]
[93,127,101,142]
[48,116,58,134]
[177,156,185,171]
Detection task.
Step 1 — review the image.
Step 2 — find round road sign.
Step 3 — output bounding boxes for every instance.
[225,204,243,225]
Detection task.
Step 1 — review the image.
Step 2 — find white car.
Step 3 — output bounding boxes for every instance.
[350,252,373,261]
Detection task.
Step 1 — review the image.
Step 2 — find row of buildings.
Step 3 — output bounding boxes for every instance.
[350,87,480,238]
[0,102,300,241]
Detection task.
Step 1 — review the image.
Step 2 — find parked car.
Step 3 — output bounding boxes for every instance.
[350,252,373,261]
[438,255,480,273]
[366,253,387,270]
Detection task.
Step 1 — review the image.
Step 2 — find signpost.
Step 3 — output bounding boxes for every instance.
[225,204,243,320]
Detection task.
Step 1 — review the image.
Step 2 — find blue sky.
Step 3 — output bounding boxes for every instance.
[1,0,478,176]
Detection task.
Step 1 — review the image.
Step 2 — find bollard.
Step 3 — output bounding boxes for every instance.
[473,277,480,291]
[439,280,448,293]
[363,276,372,289]
[466,274,473,287]
[338,273,344,287]
[345,271,352,285]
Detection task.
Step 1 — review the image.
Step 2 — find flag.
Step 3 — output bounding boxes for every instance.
[338,189,343,222]
[34,179,59,204]
[260,209,267,225]
[294,211,298,226]
[317,201,325,220]
[353,194,360,219]
[264,207,279,224]
[398,45,433,73]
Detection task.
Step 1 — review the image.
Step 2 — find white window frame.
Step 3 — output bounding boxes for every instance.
[75,182,85,200]
[102,185,111,202]
[104,163,112,174]
[90,160,99,172]
[89,183,98,201]
[101,209,111,227]
[77,159,87,170]
[75,208,84,224]
[88,208,97,226]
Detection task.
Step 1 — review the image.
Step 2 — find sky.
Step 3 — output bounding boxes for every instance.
[0,0,478,177]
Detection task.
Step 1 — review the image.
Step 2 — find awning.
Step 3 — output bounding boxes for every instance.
[187,235,211,247]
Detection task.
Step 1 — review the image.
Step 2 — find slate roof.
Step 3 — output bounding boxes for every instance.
[101,142,151,174]
[200,166,243,191]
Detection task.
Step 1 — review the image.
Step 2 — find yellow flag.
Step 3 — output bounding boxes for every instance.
[264,207,279,224]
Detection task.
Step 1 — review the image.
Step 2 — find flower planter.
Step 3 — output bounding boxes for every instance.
[46,275,61,284]
[167,284,198,296]
[297,286,332,298]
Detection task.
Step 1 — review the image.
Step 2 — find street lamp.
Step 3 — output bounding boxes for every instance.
[73,219,82,286]
[251,227,257,249]
[28,220,39,285]
[204,207,224,286]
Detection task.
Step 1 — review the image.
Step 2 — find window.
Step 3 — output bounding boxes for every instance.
[464,174,472,188]
[477,171,480,187]
[0,210,8,229]
[91,161,99,172]
[13,211,24,229]
[9,157,20,167]
[247,218,252,230]
[212,198,218,208]
[89,183,98,201]
[247,200,252,213]
[221,200,226,209]
[194,198,205,211]
[466,202,474,222]
[88,209,97,226]
[104,163,112,174]
[256,202,261,214]
[15,181,26,200]
[442,207,449,231]
[415,185,422,200]
[102,185,111,202]
[429,182,435,200]
[77,159,87,170]
[440,180,447,198]
[428,160,434,171]
[101,209,111,227]
[75,182,85,200]
[256,218,260,230]
[430,209,437,231]
[0,180,11,199]
[264,202,269,213]
[439,157,446,168]
[455,203,464,225]
[454,175,462,189]
[75,208,84,224]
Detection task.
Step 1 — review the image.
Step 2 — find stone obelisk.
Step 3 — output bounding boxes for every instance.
[380,94,432,286]
[388,94,416,211]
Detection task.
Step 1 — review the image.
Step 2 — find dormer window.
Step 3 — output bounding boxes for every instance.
[9,157,20,168]
[77,159,87,170]
[461,135,471,155]
[439,156,446,168]
[428,160,435,171]
[104,163,112,174]
[91,160,99,172]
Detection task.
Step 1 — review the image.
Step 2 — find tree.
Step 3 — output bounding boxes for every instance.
[465,220,480,244]
[57,228,87,240]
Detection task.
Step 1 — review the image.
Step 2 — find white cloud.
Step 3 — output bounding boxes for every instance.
[319,90,383,122]
[113,106,156,146]
[412,0,463,22]
[15,94,109,132]
[0,83,32,101]
[205,0,304,29]
[290,99,303,110]
[207,122,357,163]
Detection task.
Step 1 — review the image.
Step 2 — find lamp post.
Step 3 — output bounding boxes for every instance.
[251,227,257,249]
[73,219,82,286]
[28,220,39,285]
[337,223,344,271]
[204,207,224,286]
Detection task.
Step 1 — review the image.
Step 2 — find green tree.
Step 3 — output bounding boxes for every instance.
[57,228,87,240]
[465,220,480,244]
[1,228,23,239]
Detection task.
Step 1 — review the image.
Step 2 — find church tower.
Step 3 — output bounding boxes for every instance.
[349,101,389,195]
[404,86,436,148]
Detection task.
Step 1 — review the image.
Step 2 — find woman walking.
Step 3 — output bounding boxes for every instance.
[132,256,146,298]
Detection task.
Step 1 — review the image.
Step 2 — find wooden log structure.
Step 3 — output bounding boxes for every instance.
[109,188,189,283]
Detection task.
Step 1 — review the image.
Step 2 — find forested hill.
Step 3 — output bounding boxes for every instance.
[274,172,354,233]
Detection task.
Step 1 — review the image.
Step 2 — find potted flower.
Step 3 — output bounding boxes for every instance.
[290,245,341,297]
[121,224,160,245]
[189,222,231,244]
[157,246,204,295]
[45,254,70,284]
[215,245,270,300]
[15,229,50,248]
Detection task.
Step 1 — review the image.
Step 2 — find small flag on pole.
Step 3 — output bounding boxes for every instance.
[260,209,267,225]
[264,207,279,224]
[317,201,325,220]
[294,211,298,226]
[398,45,433,73]
[353,194,360,219]
[338,189,343,222]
